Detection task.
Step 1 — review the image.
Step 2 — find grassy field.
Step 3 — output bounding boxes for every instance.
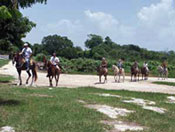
[0,59,9,67]
[1,59,175,132]
[0,81,175,132]
[153,81,175,86]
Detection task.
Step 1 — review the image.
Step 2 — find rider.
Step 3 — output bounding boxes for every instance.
[143,61,149,72]
[117,59,123,72]
[101,57,107,68]
[162,60,167,71]
[117,59,123,69]
[46,53,60,77]
[20,43,32,71]
[50,53,60,70]
[134,60,139,70]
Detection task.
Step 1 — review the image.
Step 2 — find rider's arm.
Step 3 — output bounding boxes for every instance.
[19,48,25,55]
[55,57,60,64]
[50,57,53,62]
[29,48,32,58]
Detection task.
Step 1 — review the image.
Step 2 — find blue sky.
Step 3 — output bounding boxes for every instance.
[21,0,175,51]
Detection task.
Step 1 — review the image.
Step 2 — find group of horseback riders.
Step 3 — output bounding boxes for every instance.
[20,43,168,76]
[12,43,168,86]
[100,57,167,73]
[19,43,60,76]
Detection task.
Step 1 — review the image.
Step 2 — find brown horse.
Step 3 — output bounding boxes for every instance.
[131,65,140,82]
[12,53,37,86]
[141,67,149,80]
[97,66,108,83]
[44,58,61,87]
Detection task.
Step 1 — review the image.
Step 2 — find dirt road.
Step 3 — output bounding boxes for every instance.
[1,61,175,94]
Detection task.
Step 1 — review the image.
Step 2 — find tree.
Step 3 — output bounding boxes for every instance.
[104,36,112,45]
[0,0,46,53]
[42,35,73,55]
[0,6,35,53]
[32,43,44,56]
[85,34,103,49]
[0,0,47,9]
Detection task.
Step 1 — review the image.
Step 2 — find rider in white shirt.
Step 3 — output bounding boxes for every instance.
[20,43,32,71]
[143,61,149,72]
[50,53,60,69]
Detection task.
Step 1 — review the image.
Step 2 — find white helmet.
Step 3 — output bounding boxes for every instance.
[24,43,28,46]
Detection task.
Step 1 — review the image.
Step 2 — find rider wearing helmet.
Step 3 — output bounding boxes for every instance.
[20,43,32,71]
[101,57,107,68]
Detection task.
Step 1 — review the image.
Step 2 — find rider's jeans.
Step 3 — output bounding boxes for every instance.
[25,58,30,71]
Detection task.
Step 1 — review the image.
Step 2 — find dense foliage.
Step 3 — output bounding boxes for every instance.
[0,0,47,54]
[32,34,175,63]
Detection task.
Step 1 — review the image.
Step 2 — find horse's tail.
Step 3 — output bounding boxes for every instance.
[33,62,38,82]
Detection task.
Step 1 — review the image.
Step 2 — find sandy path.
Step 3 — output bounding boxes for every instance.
[1,61,175,94]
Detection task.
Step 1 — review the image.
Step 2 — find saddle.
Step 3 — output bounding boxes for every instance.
[119,68,123,74]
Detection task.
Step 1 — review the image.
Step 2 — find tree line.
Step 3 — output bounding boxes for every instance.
[30,34,175,65]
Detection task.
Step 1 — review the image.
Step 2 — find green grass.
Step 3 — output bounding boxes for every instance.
[153,81,175,86]
[0,75,14,83]
[0,59,9,67]
[0,84,175,132]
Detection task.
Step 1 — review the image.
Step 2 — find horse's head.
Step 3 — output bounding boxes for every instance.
[112,65,115,70]
[112,65,119,71]
[12,53,24,67]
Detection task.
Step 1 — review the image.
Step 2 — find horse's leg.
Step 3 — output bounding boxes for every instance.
[114,74,116,82]
[115,73,118,82]
[30,69,36,86]
[104,75,107,83]
[56,73,60,86]
[123,73,125,82]
[17,69,22,85]
[55,75,58,87]
[26,70,31,85]
[49,76,53,87]
[131,74,132,82]
[118,74,120,83]
[99,75,101,83]
[134,74,136,82]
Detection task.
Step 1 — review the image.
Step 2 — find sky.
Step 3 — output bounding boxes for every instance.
[21,0,175,51]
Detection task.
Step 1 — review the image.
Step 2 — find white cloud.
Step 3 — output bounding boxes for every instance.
[84,10,135,44]
[136,0,175,50]
[28,0,175,50]
[84,10,119,30]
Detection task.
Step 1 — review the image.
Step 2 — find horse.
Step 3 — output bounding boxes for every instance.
[112,65,125,83]
[97,66,108,83]
[44,57,61,87]
[12,53,37,86]
[131,64,140,82]
[141,67,149,80]
[157,66,168,80]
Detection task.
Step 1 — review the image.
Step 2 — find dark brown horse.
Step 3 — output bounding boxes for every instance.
[97,66,108,83]
[131,64,140,82]
[12,53,37,86]
[44,58,61,87]
[141,67,149,80]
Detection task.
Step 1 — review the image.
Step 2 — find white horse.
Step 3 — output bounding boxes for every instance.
[112,65,125,83]
[157,66,168,80]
